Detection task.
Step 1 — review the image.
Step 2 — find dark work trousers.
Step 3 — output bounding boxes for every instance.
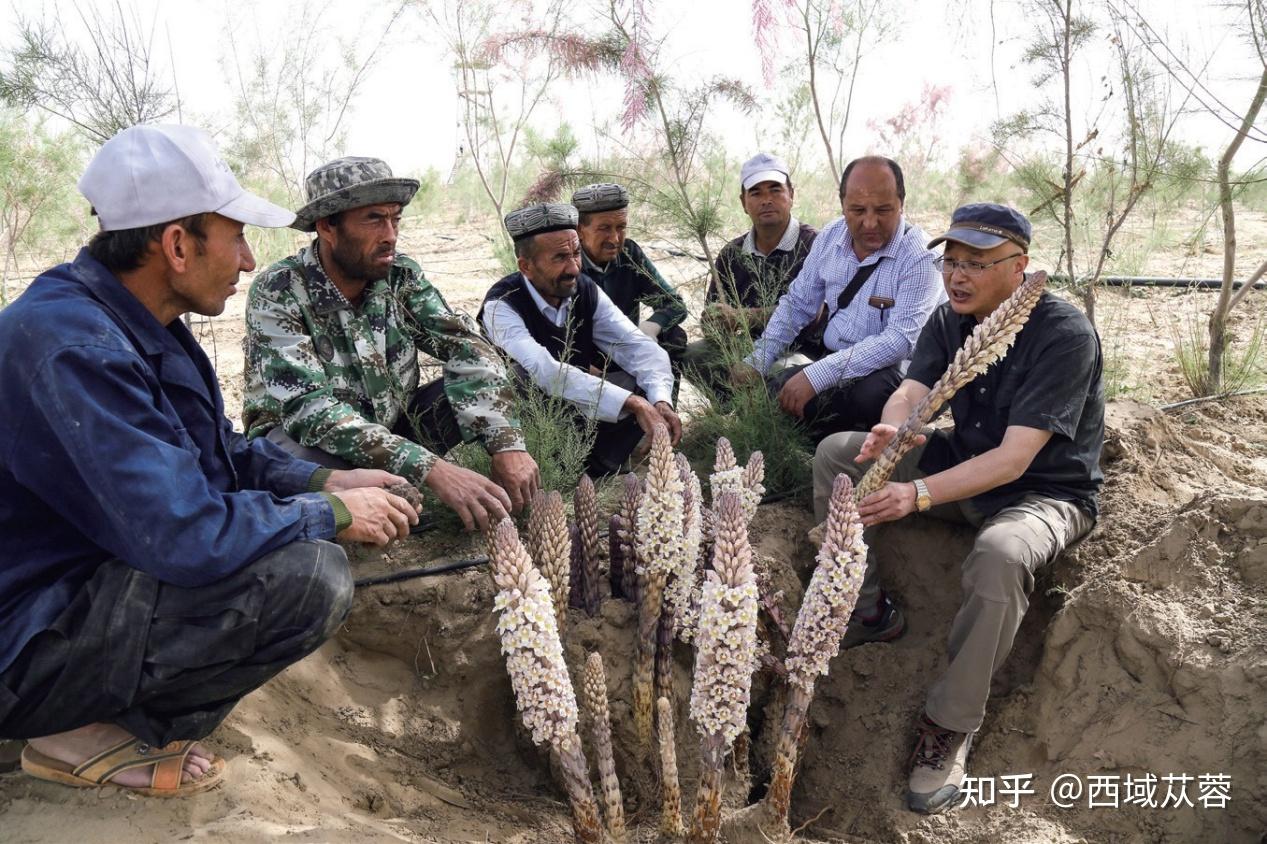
[509,364,645,479]
[768,361,905,443]
[0,540,352,747]
[266,377,464,469]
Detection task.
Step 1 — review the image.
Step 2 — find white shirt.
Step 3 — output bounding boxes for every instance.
[481,274,675,423]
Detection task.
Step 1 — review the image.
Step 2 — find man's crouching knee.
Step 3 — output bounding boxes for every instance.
[253,539,354,657]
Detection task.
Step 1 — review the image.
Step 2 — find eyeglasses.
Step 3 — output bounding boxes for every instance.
[933,253,1023,277]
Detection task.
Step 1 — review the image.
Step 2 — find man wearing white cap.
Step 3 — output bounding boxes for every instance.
[0,124,418,796]
[683,152,818,396]
[734,156,945,442]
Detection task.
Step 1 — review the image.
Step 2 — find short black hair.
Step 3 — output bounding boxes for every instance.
[86,213,209,274]
[839,156,905,203]
[513,235,538,260]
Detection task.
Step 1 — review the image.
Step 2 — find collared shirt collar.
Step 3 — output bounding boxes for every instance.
[70,248,176,358]
[580,248,607,275]
[69,248,217,403]
[839,214,907,264]
[743,216,801,258]
[520,272,573,327]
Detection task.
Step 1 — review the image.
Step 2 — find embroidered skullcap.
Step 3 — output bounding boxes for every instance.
[504,203,579,242]
[571,183,629,214]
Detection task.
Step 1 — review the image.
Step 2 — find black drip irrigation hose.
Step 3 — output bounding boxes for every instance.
[1047,274,1265,290]
[356,485,812,588]
[354,555,490,588]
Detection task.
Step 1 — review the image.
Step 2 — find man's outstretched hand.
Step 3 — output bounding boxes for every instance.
[332,487,419,545]
[424,459,513,532]
[855,423,926,463]
[624,395,682,446]
[490,450,541,513]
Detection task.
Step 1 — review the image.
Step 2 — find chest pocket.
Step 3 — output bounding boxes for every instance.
[991,364,1028,416]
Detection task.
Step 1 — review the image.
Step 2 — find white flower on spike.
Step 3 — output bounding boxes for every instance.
[489,518,579,747]
[635,423,685,580]
[689,491,759,743]
[784,474,869,690]
[666,453,704,641]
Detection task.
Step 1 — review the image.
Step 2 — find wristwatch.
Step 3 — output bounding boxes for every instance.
[912,478,933,512]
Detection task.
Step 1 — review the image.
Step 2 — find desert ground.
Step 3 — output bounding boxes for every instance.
[0,211,1264,843]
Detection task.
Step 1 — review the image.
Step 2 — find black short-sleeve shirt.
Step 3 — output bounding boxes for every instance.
[906,290,1105,519]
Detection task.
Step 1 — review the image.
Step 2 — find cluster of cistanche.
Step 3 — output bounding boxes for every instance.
[485,270,1047,842]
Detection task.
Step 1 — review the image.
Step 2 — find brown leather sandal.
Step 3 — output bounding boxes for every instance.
[20,737,225,797]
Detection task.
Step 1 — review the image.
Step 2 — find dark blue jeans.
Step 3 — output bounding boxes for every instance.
[0,540,352,746]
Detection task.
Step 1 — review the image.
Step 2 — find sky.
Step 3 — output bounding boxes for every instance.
[2,0,1264,178]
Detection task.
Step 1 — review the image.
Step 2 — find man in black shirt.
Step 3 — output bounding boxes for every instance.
[811,203,1103,814]
[683,152,818,397]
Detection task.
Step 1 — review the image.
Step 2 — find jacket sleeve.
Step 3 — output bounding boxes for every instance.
[223,417,325,496]
[9,343,336,588]
[243,277,443,485]
[395,265,526,454]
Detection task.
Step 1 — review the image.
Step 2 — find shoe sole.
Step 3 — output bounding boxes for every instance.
[907,784,961,814]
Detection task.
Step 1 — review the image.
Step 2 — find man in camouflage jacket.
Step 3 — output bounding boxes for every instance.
[244,157,539,530]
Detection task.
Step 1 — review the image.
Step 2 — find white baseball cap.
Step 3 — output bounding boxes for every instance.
[740,152,790,191]
[78,124,295,231]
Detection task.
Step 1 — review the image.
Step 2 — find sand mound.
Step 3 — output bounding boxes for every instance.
[2,397,1265,842]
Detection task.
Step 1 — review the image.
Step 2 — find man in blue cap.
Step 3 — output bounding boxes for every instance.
[811,203,1104,814]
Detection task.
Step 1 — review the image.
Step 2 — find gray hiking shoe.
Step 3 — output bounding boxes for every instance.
[907,715,973,814]
[840,591,907,648]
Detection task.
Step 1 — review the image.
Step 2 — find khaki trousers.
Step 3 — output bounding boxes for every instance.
[812,431,1093,733]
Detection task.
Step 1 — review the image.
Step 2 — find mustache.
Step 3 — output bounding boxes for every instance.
[557,274,578,285]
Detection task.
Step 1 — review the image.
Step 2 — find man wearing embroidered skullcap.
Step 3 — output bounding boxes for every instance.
[243,156,541,531]
[480,202,681,476]
[570,183,689,382]
[0,124,419,797]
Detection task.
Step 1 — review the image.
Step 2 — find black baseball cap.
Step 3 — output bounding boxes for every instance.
[927,203,1031,252]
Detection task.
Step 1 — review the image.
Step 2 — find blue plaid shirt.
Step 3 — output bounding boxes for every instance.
[747,215,945,392]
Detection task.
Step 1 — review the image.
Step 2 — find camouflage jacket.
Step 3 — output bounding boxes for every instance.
[243,243,524,485]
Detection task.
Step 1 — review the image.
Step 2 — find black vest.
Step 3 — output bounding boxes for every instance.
[479,273,601,371]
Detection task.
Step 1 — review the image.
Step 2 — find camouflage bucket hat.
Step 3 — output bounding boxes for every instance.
[292,156,420,232]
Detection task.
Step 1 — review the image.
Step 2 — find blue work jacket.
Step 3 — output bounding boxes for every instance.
[0,250,338,674]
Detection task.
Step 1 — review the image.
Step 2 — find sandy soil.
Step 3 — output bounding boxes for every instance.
[1,215,1265,843]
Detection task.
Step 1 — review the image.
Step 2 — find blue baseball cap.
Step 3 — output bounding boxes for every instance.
[927,203,1031,252]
